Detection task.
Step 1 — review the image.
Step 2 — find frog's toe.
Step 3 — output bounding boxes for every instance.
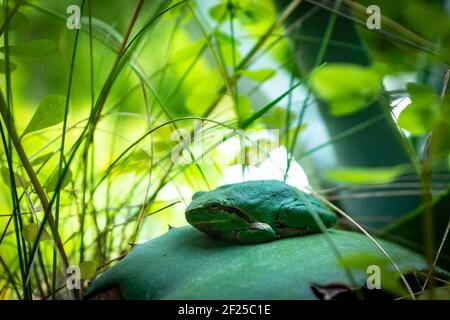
[236,222,276,244]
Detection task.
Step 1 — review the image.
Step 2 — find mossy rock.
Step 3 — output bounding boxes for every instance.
[85,226,432,300]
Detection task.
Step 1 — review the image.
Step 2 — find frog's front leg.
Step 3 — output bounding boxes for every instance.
[234,222,277,244]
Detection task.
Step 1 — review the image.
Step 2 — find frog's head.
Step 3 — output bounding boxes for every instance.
[185,189,247,238]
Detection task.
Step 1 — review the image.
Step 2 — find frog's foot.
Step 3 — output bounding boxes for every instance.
[235,222,277,244]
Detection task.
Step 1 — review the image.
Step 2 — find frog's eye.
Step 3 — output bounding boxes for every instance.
[208,202,221,211]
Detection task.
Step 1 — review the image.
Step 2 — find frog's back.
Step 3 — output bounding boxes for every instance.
[215,180,300,221]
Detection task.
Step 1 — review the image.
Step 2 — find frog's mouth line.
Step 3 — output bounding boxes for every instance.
[192,219,234,224]
[187,205,252,224]
[210,205,252,223]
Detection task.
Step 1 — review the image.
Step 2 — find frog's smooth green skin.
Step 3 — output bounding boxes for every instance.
[185,180,337,244]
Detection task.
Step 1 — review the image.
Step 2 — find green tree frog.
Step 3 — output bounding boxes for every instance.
[185,180,337,244]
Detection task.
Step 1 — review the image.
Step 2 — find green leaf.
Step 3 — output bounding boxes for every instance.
[217,38,240,66]
[429,100,450,158]
[85,227,430,299]
[22,223,52,242]
[0,39,58,60]
[30,152,55,166]
[382,190,450,269]
[0,167,29,189]
[240,69,275,82]
[63,231,79,245]
[398,83,437,136]
[310,64,383,116]
[261,106,295,129]
[22,95,66,136]
[0,60,17,73]
[45,168,73,192]
[80,261,98,279]
[237,95,253,120]
[338,253,409,296]
[234,2,268,25]
[325,165,408,185]
[418,287,450,300]
[209,4,228,22]
[172,40,204,62]
[0,10,28,30]
[115,149,153,175]
[215,31,240,45]
[186,91,219,114]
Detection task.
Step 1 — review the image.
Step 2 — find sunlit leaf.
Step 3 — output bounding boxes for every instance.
[0,59,17,73]
[215,31,240,45]
[280,125,307,146]
[0,39,58,60]
[310,64,382,116]
[218,39,240,66]
[22,223,52,242]
[240,69,275,82]
[0,167,29,189]
[209,4,228,22]
[237,95,253,121]
[234,2,268,25]
[30,152,55,166]
[261,106,295,128]
[22,95,66,136]
[63,231,78,245]
[45,168,73,192]
[325,165,408,185]
[398,83,437,136]
[338,253,408,297]
[122,149,152,173]
[80,261,98,279]
[186,91,219,114]
[172,40,204,62]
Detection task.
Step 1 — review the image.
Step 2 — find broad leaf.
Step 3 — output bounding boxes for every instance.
[22,223,52,242]
[398,83,437,136]
[0,60,17,73]
[115,149,153,175]
[209,4,228,22]
[240,69,275,82]
[0,10,28,30]
[338,253,409,296]
[63,231,79,245]
[261,106,295,129]
[310,64,382,116]
[237,95,253,122]
[430,100,450,158]
[172,40,204,62]
[234,2,268,25]
[30,152,55,166]
[45,168,73,192]
[217,38,240,66]
[209,2,268,25]
[0,39,58,60]
[382,190,450,269]
[0,167,29,189]
[85,227,430,299]
[22,95,66,136]
[80,261,98,279]
[325,165,408,185]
